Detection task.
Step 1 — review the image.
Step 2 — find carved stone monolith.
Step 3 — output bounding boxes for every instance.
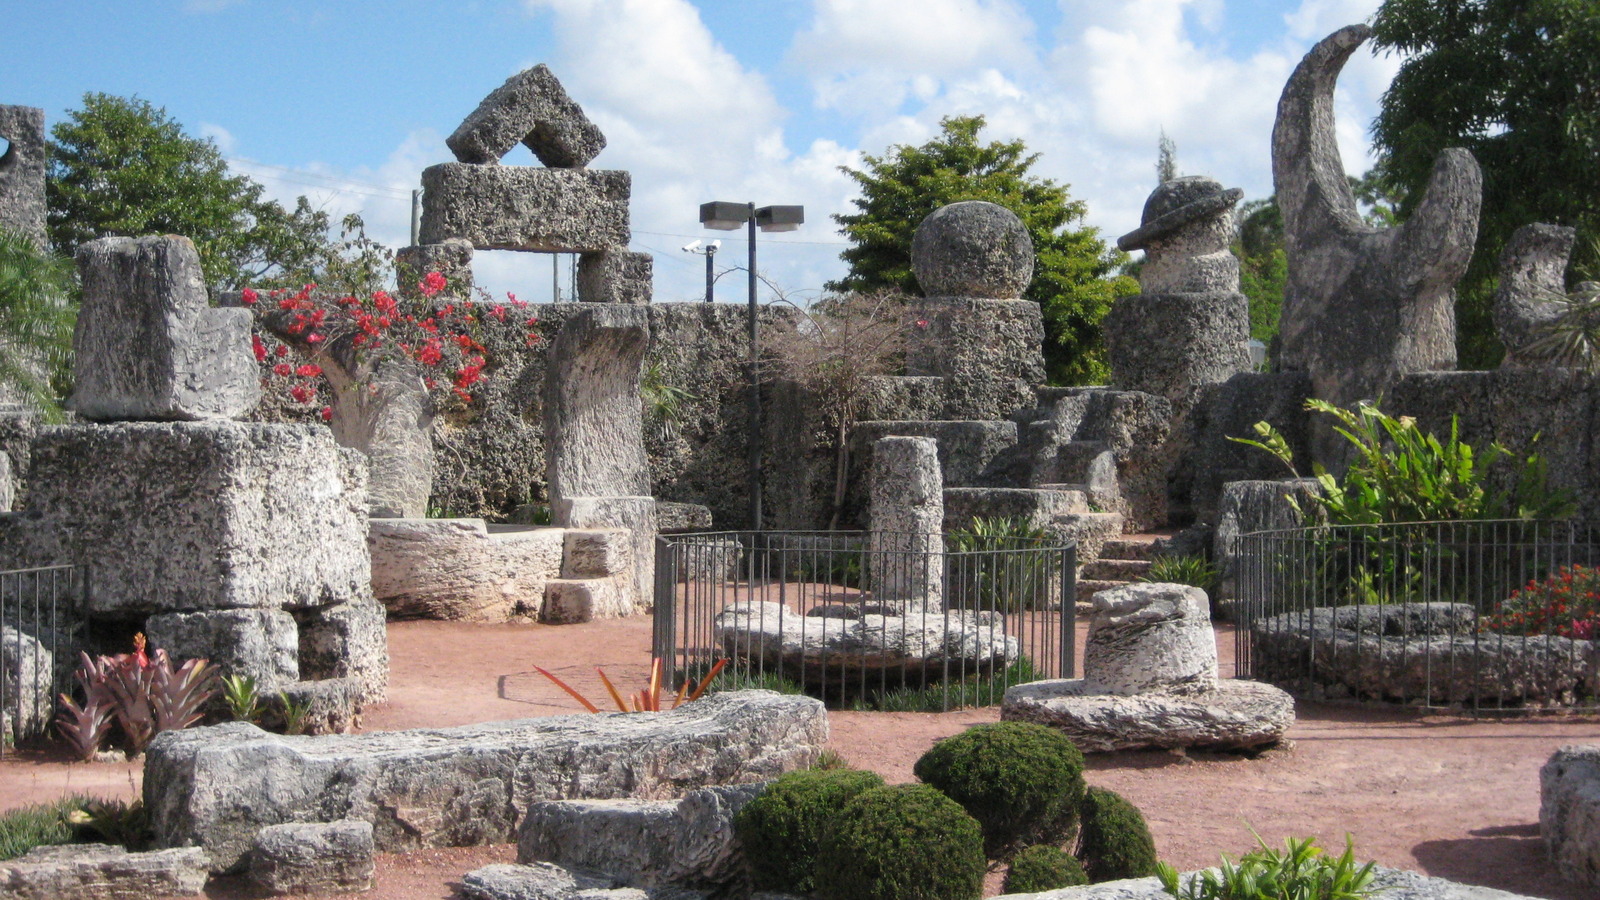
[0,106,47,249]
[868,436,943,608]
[1272,25,1481,423]
[1494,223,1576,367]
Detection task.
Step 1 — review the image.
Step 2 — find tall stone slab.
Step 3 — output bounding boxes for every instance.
[868,436,943,608]
[1272,25,1481,428]
[72,236,260,421]
[0,105,47,249]
[1494,223,1577,367]
[446,64,607,168]
[544,305,651,501]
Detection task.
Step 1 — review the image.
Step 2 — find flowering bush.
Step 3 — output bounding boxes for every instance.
[242,271,538,415]
[1480,565,1600,638]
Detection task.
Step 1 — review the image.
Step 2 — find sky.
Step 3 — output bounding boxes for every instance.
[6,0,1396,306]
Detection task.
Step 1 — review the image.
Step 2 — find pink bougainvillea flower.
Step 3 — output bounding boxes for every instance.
[296,364,323,378]
[251,334,267,363]
[241,287,259,305]
[272,363,293,377]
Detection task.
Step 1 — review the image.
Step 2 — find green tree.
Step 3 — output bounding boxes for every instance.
[0,229,76,420]
[47,93,333,290]
[1371,0,1600,368]
[830,115,1137,385]
[1156,129,1179,184]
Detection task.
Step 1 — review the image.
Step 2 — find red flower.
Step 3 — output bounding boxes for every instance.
[296,364,323,378]
[419,271,448,298]
[275,345,289,358]
[251,334,267,363]
[320,406,333,422]
[273,363,292,377]
[289,384,315,404]
[242,288,259,305]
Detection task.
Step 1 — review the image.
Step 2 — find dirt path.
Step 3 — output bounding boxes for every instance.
[4,618,1598,899]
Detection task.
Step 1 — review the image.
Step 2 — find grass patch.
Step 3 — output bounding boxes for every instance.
[0,796,90,861]
[855,657,1045,713]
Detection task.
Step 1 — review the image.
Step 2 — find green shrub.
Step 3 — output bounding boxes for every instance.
[1157,834,1378,900]
[1143,555,1220,594]
[735,768,885,893]
[913,721,1086,858]
[0,796,89,860]
[1078,787,1158,882]
[1004,844,1088,893]
[814,784,985,900]
[946,516,1056,613]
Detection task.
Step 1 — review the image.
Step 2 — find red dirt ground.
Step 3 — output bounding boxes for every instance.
[4,617,1599,900]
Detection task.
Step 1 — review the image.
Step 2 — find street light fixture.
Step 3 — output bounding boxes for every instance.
[698,200,806,532]
[681,239,721,303]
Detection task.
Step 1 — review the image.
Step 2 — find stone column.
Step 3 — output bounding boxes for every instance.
[868,436,943,609]
[0,106,47,249]
[1082,582,1217,695]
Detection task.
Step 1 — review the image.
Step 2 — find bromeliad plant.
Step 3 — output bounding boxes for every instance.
[55,634,219,760]
[534,658,727,713]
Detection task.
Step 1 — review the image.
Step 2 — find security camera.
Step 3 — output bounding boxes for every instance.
[707,240,721,252]
[682,239,702,252]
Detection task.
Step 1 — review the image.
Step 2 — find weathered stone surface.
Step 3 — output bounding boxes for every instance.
[542,577,628,624]
[6,422,370,615]
[562,529,632,578]
[250,819,375,895]
[714,601,1016,684]
[0,106,48,249]
[1494,223,1576,367]
[1542,744,1600,888]
[996,865,1541,899]
[579,249,653,305]
[146,608,300,692]
[0,843,209,900]
[1272,25,1481,424]
[1001,677,1294,753]
[655,502,712,534]
[545,306,651,501]
[1212,479,1322,601]
[446,64,607,167]
[332,370,433,519]
[1083,583,1217,695]
[905,298,1044,420]
[869,436,943,607]
[0,450,11,511]
[1251,604,1598,706]
[462,862,704,900]
[296,597,389,706]
[369,518,565,622]
[517,784,763,889]
[911,201,1034,299]
[1180,372,1312,524]
[275,678,361,735]
[419,164,630,252]
[396,239,474,300]
[554,497,655,616]
[1105,292,1250,419]
[144,691,826,873]
[851,420,1018,490]
[72,235,260,421]
[1118,176,1244,294]
[1031,387,1172,532]
[1,625,52,740]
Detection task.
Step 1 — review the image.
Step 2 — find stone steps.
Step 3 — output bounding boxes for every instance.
[1101,537,1159,560]
[1074,531,1171,605]
[1075,578,1126,603]
[1080,557,1152,581]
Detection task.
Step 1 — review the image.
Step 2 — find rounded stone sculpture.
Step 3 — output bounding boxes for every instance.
[1082,583,1217,695]
[911,201,1034,298]
[1117,176,1243,294]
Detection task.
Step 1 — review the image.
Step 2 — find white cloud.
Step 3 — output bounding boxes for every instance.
[198,122,237,155]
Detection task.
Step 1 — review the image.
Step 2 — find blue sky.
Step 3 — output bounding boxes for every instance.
[7,0,1392,304]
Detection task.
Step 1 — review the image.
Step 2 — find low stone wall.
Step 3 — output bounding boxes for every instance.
[143,690,828,872]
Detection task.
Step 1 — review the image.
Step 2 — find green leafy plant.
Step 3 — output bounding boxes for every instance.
[66,798,149,851]
[1480,564,1600,638]
[0,796,88,860]
[946,516,1056,613]
[1157,833,1378,900]
[533,658,727,713]
[861,656,1043,713]
[814,783,986,900]
[913,721,1086,859]
[810,749,853,770]
[221,674,262,723]
[1004,844,1088,893]
[640,360,695,443]
[1231,399,1574,524]
[0,228,76,421]
[1524,280,1600,371]
[1142,555,1220,594]
[276,691,313,736]
[1077,787,1158,882]
[735,767,886,893]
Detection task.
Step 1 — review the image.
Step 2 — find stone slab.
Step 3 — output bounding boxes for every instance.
[1541,744,1600,888]
[579,249,652,305]
[145,608,299,692]
[369,518,565,622]
[996,865,1540,899]
[0,843,208,900]
[419,164,629,253]
[1001,678,1294,753]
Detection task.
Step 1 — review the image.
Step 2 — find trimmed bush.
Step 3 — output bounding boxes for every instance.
[1077,787,1158,882]
[735,767,885,893]
[913,721,1086,857]
[815,784,985,900]
[1004,844,1088,893]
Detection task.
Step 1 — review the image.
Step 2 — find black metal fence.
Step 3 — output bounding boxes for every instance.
[1235,520,1600,712]
[653,531,1076,711]
[1,565,81,751]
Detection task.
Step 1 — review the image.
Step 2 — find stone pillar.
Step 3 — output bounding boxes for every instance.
[1493,223,1576,368]
[322,358,434,519]
[395,239,474,301]
[868,436,943,609]
[1082,582,1217,695]
[0,105,47,249]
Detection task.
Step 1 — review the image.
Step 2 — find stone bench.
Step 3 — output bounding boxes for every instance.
[143,690,827,873]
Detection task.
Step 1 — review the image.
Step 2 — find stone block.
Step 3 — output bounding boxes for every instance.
[18,422,370,615]
[1002,678,1294,754]
[142,691,829,873]
[942,487,1086,532]
[295,598,389,706]
[0,450,11,512]
[578,249,652,304]
[545,306,652,501]
[1213,479,1323,599]
[906,298,1044,420]
[851,420,1018,489]
[562,529,632,578]
[396,239,474,300]
[543,578,627,624]
[446,64,606,167]
[655,502,712,534]
[146,608,299,692]
[461,862,633,900]
[517,784,763,889]
[0,844,208,900]
[249,820,375,895]
[369,518,565,622]
[1183,372,1311,523]
[868,436,943,607]
[72,235,260,421]
[555,497,656,615]
[1,625,53,740]
[985,866,1544,899]
[0,106,47,249]
[1105,292,1251,418]
[419,164,629,252]
[275,678,361,735]
[1542,744,1600,889]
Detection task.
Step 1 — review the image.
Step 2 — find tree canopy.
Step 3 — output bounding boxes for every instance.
[1370,0,1600,367]
[829,116,1137,385]
[47,93,333,290]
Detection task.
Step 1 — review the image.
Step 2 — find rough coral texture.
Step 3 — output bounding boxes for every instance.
[369,518,565,622]
[578,248,653,305]
[249,819,375,895]
[0,844,209,900]
[419,164,629,253]
[446,64,607,168]
[868,436,944,607]
[911,201,1035,299]
[1542,744,1600,888]
[1493,223,1577,367]
[0,105,48,249]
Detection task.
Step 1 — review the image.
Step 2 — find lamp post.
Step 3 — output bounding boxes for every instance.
[698,201,805,532]
[681,239,721,303]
